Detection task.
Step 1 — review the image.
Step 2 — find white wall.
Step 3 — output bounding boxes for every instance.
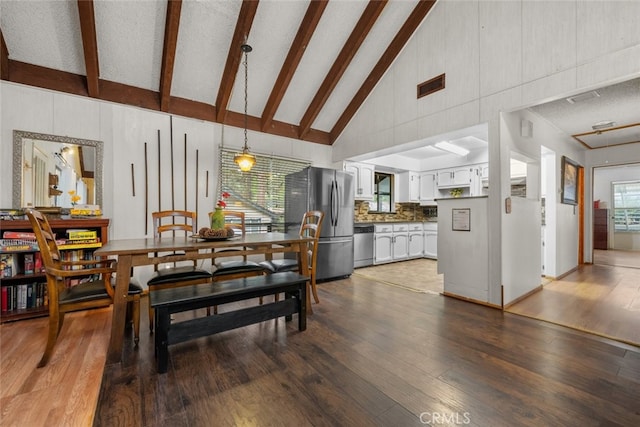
[593,164,640,207]
[541,147,557,277]
[500,113,542,304]
[437,197,490,303]
[334,0,640,306]
[1,82,332,285]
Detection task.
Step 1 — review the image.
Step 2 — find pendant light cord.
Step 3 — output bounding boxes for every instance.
[243,46,249,151]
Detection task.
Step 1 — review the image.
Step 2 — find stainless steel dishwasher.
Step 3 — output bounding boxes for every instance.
[354,224,374,268]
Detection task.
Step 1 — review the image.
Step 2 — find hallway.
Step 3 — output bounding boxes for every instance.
[506,251,640,346]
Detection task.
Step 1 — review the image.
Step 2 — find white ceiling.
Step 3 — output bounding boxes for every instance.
[1,1,638,157]
[529,77,640,149]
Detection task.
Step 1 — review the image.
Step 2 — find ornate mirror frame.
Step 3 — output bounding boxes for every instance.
[12,130,104,208]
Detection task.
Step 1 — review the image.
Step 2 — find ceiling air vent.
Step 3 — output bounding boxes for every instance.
[417,73,445,99]
[566,90,600,104]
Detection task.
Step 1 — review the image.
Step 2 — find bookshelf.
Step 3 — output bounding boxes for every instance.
[0,217,110,323]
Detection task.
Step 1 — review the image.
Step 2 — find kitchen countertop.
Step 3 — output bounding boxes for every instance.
[355,219,437,225]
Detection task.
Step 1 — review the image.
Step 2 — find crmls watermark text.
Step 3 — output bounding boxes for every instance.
[419,412,471,425]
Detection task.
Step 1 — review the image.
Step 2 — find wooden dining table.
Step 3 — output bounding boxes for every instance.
[94,232,313,364]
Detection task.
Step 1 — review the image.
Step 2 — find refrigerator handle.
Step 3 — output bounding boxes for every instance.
[334,180,340,226]
[330,180,337,227]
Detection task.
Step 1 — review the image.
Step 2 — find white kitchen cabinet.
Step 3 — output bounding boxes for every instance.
[374,223,413,263]
[374,223,393,264]
[408,222,424,258]
[470,163,489,196]
[392,223,409,261]
[345,161,374,200]
[437,170,454,188]
[397,171,420,202]
[423,222,437,259]
[453,167,472,186]
[480,163,489,182]
[437,168,472,189]
[419,172,437,204]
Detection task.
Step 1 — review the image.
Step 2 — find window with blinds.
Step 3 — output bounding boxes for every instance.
[613,181,640,232]
[219,148,310,233]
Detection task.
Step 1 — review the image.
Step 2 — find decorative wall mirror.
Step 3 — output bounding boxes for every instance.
[12,130,103,209]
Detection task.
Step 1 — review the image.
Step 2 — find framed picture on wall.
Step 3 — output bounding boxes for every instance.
[561,156,579,205]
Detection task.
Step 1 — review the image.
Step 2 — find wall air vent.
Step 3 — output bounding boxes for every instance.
[417,73,445,99]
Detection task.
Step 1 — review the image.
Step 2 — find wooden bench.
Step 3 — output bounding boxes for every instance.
[150,271,308,373]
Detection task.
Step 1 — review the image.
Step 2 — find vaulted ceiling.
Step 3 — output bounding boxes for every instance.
[0,0,436,146]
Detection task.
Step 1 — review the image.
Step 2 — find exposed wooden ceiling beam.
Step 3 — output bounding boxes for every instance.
[225,110,331,145]
[0,30,9,82]
[298,0,387,139]
[261,0,328,132]
[159,0,182,112]
[0,30,9,81]
[330,0,437,143]
[215,0,259,123]
[1,58,331,144]
[7,60,89,96]
[76,0,100,98]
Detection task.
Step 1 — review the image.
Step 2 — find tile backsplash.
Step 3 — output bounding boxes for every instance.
[354,201,437,222]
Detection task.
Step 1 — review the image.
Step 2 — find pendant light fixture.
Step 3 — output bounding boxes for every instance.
[234,44,256,172]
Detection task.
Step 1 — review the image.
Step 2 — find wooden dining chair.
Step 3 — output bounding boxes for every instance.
[259,210,324,312]
[147,210,212,331]
[208,210,267,314]
[26,209,142,367]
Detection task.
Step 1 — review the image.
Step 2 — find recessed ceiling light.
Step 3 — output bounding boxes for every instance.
[434,141,469,156]
[592,120,616,131]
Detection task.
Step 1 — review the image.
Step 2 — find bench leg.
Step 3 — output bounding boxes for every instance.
[298,283,307,331]
[155,308,170,374]
[285,291,293,322]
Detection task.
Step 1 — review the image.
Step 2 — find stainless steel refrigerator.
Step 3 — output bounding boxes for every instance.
[285,166,354,281]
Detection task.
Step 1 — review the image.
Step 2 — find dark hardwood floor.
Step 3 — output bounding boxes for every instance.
[94,274,640,426]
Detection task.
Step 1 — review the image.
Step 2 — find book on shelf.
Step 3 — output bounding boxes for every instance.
[24,254,34,275]
[0,240,39,252]
[34,252,43,273]
[0,209,26,220]
[0,254,17,278]
[1,282,48,313]
[2,231,39,240]
[70,205,102,217]
[67,229,98,241]
[58,241,102,250]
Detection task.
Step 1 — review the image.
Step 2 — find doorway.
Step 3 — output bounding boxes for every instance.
[592,163,640,268]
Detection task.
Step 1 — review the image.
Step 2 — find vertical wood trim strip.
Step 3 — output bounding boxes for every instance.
[131,163,135,197]
[157,130,161,212]
[170,117,175,210]
[184,134,188,210]
[195,149,199,217]
[144,142,149,235]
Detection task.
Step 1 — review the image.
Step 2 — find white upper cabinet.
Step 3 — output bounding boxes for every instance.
[437,170,454,188]
[480,163,489,182]
[473,163,489,196]
[397,171,420,203]
[437,167,472,189]
[344,162,374,200]
[419,172,437,204]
